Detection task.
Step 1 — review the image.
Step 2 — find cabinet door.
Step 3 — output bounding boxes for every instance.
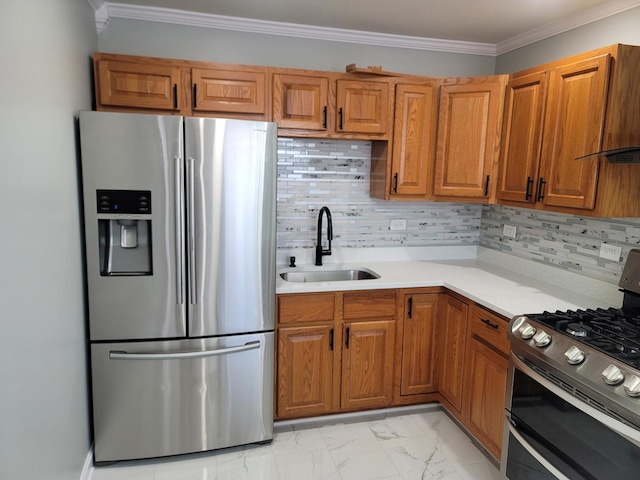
[400,294,437,395]
[273,74,329,130]
[538,54,610,210]
[336,80,389,134]
[436,295,468,413]
[390,83,438,197]
[277,326,334,418]
[341,320,395,410]
[497,71,548,204]
[191,67,266,115]
[463,336,508,460]
[96,60,181,111]
[434,77,506,199]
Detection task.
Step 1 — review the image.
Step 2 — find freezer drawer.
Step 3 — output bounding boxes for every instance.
[90,332,274,463]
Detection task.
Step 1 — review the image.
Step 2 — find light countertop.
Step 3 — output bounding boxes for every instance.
[276,247,623,319]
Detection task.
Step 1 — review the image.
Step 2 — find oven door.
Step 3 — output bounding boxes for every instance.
[501,353,640,480]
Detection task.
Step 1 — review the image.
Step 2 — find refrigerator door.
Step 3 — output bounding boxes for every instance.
[90,332,274,462]
[185,118,277,337]
[79,111,186,340]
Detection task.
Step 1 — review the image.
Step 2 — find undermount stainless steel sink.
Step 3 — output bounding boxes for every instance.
[280,268,380,283]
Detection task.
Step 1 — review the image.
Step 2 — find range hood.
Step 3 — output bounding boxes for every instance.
[577,146,640,163]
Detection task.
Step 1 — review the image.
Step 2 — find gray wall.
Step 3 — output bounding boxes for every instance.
[496,6,640,72]
[97,18,496,77]
[0,1,97,479]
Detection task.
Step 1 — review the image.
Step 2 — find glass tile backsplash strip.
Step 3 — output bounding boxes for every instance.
[277,138,482,250]
[481,205,640,284]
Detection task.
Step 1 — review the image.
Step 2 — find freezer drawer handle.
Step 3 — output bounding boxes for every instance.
[109,341,261,361]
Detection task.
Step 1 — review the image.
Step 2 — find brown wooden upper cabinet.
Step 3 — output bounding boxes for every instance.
[497,71,549,205]
[336,79,389,134]
[191,66,266,116]
[272,69,392,138]
[498,44,640,218]
[272,72,329,130]
[95,57,185,113]
[433,75,508,203]
[94,53,269,119]
[389,82,439,199]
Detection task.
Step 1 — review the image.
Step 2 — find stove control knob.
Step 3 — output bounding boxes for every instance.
[533,330,551,347]
[564,346,585,365]
[624,375,640,397]
[602,364,625,385]
[519,323,537,340]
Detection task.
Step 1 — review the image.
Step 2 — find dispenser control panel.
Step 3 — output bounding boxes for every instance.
[96,190,151,214]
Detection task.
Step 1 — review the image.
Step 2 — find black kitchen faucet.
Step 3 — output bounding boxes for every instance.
[315,206,333,266]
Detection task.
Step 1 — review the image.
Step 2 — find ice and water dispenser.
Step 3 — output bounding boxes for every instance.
[96,190,153,276]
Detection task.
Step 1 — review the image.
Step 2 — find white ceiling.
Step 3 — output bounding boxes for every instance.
[89,0,640,55]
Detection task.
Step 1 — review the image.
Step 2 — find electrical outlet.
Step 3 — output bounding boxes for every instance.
[390,219,407,231]
[599,243,622,261]
[503,224,517,238]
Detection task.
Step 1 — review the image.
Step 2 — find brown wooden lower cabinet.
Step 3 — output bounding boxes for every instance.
[341,320,395,411]
[276,289,510,462]
[436,294,469,413]
[277,325,335,418]
[463,335,509,460]
[276,289,398,419]
[400,293,438,396]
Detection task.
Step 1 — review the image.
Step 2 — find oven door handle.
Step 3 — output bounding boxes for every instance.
[506,416,571,480]
[512,353,640,447]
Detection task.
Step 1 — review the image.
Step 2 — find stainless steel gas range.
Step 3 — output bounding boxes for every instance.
[501,249,640,479]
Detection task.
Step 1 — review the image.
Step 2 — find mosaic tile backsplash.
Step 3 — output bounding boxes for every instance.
[277,138,482,249]
[276,137,640,285]
[480,205,640,284]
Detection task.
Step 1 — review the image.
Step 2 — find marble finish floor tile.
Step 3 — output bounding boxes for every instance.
[89,409,501,480]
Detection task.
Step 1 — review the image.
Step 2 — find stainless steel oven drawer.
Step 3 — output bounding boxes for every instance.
[90,332,274,463]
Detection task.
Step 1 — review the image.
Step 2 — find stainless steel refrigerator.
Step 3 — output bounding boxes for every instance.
[79,111,276,463]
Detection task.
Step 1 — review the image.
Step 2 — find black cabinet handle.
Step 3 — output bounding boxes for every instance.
[193,84,197,109]
[537,177,546,201]
[525,176,534,201]
[484,175,490,196]
[393,173,398,193]
[173,84,178,110]
[481,318,499,330]
[345,327,350,348]
[408,298,413,319]
[338,108,343,130]
[322,106,327,128]
[329,328,334,351]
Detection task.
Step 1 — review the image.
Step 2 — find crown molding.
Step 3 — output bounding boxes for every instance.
[496,0,640,54]
[94,2,497,55]
[91,0,640,57]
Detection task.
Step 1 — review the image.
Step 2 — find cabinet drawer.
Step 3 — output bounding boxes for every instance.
[278,293,335,324]
[343,290,396,320]
[469,304,510,356]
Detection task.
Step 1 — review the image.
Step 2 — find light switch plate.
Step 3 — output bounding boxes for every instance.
[390,219,407,231]
[503,224,517,238]
[599,243,622,261]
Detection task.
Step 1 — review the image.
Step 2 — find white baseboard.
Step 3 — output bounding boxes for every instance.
[79,447,94,480]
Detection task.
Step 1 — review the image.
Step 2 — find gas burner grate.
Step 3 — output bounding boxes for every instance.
[529,308,640,369]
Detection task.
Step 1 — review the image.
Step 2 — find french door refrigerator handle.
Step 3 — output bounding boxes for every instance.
[175,156,185,305]
[186,156,197,305]
[109,341,261,360]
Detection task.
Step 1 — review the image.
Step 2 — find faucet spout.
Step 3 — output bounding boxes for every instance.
[315,206,333,266]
